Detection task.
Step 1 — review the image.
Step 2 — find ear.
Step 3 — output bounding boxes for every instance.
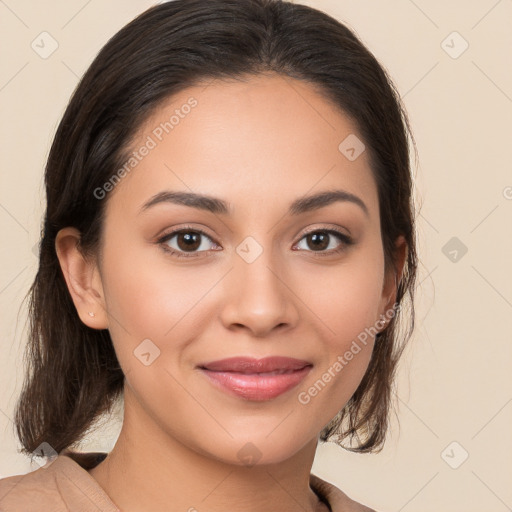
[55,227,109,330]
[377,235,408,331]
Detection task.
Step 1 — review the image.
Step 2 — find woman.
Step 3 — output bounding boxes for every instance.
[0,0,417,510]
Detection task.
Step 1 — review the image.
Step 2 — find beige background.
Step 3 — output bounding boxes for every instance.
[1,1,511,511]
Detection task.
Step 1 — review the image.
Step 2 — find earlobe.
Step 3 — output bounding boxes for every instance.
[54,227,108,330]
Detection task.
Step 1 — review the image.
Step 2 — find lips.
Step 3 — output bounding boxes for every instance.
[198,356,313,401]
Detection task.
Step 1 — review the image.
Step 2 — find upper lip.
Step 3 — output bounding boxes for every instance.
[198,356,312,373]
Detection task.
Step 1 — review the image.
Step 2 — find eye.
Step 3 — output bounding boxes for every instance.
[293,228,354,257]
[157,226,219,258]
[157,225,354,259]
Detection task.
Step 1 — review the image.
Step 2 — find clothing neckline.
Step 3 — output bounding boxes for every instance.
[60,449,333,511]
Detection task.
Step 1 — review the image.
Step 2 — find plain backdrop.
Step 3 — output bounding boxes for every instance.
[1,1,511,511]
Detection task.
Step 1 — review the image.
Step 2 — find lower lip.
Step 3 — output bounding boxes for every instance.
[199,366,312,401]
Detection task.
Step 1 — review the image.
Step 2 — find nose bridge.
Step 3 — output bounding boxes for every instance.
[220,233,298,334]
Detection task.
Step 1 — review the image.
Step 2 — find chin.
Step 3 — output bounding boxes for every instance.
[199,431,315,468]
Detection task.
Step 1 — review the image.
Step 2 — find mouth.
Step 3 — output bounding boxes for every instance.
[197,356,313,401]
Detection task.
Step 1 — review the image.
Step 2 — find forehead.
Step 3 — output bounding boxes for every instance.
[105,73,379,222]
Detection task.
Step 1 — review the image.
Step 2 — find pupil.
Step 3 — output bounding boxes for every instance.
[178,232,200,251]
[310,232,328,250]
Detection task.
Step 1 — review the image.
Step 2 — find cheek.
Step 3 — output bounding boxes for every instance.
[295,249,385,350]
[99,240,199,363]
[292,249,384,419]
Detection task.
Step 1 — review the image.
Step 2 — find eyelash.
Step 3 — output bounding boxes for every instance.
[156,225,354,259]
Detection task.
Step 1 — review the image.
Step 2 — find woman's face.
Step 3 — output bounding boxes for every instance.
[79,73,401,464]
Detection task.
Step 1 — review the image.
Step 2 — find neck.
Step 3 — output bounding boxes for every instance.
[88,387,329,512]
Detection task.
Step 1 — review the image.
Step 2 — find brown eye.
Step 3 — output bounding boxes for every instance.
[175,232,201,251]
[158,228,218,258]
[305,232,330,251]
[295,229,353,256]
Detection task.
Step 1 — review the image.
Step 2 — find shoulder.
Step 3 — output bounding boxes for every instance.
[0,451,118,512]
[310,473,378,512]
[0,458,65,511]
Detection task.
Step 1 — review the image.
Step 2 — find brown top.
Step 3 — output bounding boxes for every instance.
[0,449,376,511]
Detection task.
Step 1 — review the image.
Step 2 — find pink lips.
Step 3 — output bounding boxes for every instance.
[198,356,312,401]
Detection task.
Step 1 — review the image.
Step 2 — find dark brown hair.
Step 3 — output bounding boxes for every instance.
[15,0,417,456]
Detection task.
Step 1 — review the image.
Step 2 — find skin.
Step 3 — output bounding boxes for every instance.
[56,73,406,512]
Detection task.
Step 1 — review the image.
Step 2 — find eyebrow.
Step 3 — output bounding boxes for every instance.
[140,189,369,217]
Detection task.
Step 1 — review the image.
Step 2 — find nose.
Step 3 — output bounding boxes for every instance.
[219,246,300,338]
